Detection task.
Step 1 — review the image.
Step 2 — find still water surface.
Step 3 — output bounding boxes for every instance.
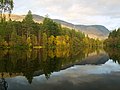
[0,48,120,90]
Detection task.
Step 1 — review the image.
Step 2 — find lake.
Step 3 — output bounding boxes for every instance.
[0,48,120,90]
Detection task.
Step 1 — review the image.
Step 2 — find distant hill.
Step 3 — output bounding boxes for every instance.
[75,25,110,39]
[10,14,110,39]
[54,19,110,39]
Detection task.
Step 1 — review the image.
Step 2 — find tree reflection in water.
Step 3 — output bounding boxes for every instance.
[0,47,105,84]
[0,78,8,90]
[105,48,120,64]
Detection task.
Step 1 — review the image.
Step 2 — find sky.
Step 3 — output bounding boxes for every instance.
[12,0,120,30]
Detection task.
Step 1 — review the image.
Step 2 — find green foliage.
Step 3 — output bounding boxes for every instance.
[23,10,33,22]
[42,17,61,36]
[105,48,120,64]
[31,34,37,46]
[104,28,120,47]
[42,33,47,48]
[22,10,34,38]
[0,10,102,49]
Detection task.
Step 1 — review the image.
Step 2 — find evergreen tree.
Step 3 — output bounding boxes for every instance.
[42,17,61,37]
[104,28,120,47]
[22,10,34,38]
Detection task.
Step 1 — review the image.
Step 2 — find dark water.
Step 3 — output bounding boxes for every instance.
[0,48,120,90]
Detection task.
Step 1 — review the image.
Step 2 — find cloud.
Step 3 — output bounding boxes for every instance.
[13,0,120,30]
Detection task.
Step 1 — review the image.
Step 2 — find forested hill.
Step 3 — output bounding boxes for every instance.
[54,20,110,39]
[10,14,110,40]
[0,11,103,49]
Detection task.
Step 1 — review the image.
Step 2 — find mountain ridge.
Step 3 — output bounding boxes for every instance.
[53,19,110,39]
[10,14,110,39]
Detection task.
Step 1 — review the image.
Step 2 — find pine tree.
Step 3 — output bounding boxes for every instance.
[22,10,34,38]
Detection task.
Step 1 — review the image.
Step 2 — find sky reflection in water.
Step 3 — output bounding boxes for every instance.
[5,59,120,90]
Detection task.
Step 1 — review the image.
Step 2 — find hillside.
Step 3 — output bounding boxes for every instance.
[54,19,110,39]
[75,25,110,39]
[10,14,110,39]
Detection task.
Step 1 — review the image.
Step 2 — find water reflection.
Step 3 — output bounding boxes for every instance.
[104,48,120,64]
[0,48,107,82]
[0,78,8,90]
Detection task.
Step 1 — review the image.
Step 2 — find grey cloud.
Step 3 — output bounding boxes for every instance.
[13,0,120,30]
[15,0,120,16]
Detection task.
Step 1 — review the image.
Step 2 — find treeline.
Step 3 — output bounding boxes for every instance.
[104,48,120,64]
[104,28,120,47]
[0,10,102,49]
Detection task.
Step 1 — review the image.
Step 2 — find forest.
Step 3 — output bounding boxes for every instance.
[0,10,102,49]
[104,28,120,48]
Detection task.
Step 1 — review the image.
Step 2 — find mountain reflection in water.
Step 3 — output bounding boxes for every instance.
[0,48,120,90]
